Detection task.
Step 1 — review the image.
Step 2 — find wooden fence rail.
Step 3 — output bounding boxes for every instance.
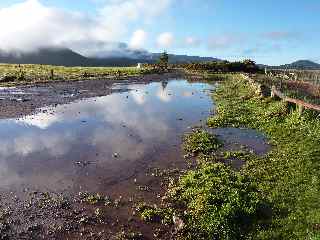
[241,74,320,114]
[271,86,320,114]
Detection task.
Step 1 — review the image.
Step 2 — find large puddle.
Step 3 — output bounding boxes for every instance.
[0,80,214,193]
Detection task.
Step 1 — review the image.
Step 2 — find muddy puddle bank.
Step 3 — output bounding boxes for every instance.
[0,79,214,239]
[0,77,272,239]
[0,80,214,192]
[210,127,271,155]
[206,127,271,170]
[0,72,182,119]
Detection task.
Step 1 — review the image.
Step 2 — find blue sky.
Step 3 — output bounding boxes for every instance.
[0,0,318,65]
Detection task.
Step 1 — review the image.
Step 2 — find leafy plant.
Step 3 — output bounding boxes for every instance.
[168,163,269,240]
[183,130,223,155]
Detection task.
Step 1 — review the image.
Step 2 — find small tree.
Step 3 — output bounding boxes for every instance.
[158,51,169,71]
[243,59,257,73]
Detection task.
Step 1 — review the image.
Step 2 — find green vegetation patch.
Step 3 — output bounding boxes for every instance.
[183,129,223,156]
[206,76,320,239]
[136,203,174,225]
[167,163,269,240]
[0,64,150,86]
[115,230,143,240]
[183,59,260,73]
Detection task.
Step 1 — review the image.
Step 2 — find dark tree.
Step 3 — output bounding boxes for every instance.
[158,51,169,71]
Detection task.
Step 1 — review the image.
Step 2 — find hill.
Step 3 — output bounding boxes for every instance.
[0,48,220,67]
[260,60,320,70]
[279,60,320,70]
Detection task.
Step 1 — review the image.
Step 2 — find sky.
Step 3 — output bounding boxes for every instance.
[0,0,319,65]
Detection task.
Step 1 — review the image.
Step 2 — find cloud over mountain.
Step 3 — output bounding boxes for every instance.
[0,0,171,57]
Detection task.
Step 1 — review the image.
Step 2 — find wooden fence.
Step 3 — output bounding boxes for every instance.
[271,86,320,114]
[242,74,320,114]
[266,69,320,86]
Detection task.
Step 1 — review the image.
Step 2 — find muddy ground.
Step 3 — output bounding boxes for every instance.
[0,72,183,119]
[0,71,190,240]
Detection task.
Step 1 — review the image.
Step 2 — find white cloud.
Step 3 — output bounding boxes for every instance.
[130,90,146,105]
[208,35,238,50]
[157,32,174,49]
[0,0,171,56]
[130,29,147,49]
[156,88,172,102]
[185,37,201,47]
[262,31,301,41]
[19,112,61,129]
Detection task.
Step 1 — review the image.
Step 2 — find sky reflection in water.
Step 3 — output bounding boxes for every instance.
[0,80,214,192]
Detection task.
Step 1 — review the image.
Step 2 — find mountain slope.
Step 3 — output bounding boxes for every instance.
[0,48,220,67]
[280,60,320,70]
[0,48,90,66]
[261,60,320,70]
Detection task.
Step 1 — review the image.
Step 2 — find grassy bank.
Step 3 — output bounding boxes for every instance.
[153,74,320,239]
[208,75,320,239]
[0,64,148,86]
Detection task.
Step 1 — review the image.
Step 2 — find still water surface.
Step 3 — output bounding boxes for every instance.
[0,80,215,192]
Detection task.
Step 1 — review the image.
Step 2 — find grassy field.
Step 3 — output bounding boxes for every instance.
[144,74,320,239]
[0,64,146,86]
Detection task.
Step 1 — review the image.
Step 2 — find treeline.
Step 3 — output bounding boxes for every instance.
[181,59,261,73]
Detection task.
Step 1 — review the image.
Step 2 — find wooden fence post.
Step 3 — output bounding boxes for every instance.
[271,86,276,98]
[298,105,305,116]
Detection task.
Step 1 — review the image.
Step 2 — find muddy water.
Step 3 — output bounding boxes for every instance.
[211,127,271,155]
[0,80,214,193]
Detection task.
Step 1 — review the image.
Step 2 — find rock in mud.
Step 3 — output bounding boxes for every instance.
[173,215,185,232]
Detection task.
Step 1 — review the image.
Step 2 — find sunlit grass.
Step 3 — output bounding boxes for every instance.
[0,64,145,86]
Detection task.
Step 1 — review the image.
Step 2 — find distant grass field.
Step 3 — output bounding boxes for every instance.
[0,64,145,86]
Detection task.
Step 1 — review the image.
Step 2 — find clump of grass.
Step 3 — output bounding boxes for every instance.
[79,192,112,205]
[183,130,222,156]
[136,203,174,225]
[167,162,270,240]
[115,230,143,240]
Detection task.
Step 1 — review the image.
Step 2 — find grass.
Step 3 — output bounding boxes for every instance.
[167,163,269,240]
[115,230,143,240]
[160,74,320,239]
[186,70,238,82]
[183,129,223,156]
[0,64,150,86]
[208,76,320,239]
[135,202,174,225]
[203,73,238,81]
